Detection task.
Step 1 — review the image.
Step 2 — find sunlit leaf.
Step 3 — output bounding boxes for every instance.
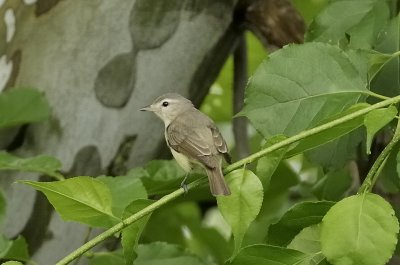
[98,176,147,217]
[321,193,399,265]
[19,176,120,228]
[2,261,24,265]
[217,169,263,256]
[0,88,51,129]
[0,152,63,179]
[288,225,325,264]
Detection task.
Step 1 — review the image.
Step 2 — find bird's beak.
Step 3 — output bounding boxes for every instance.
[139,105,153,112]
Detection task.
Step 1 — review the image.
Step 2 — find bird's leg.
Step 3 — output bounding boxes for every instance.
[180,172,190,194]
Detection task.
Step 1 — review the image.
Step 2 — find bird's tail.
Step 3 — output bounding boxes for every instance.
[206,167,231,196]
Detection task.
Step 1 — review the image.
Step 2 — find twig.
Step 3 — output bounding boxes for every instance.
[233,33,250,159]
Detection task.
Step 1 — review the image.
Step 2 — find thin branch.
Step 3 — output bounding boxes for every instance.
[56,94,400,265]
[233,33,250,159]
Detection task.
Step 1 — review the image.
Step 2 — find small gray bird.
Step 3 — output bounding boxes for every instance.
[140,93,231,196]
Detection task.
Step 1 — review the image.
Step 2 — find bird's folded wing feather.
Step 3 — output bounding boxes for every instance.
[167,122,216,168]
[209,124,231,164]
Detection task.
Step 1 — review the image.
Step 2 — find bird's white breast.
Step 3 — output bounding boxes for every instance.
[170,148,192,172]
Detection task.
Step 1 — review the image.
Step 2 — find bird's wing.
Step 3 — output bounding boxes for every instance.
[167,121,217,169]
[208,124,232,164]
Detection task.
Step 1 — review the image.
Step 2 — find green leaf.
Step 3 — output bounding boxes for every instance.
[371,15,400,97]
[0,235,29,261]
[305,127,364,169]
[98,176,147,217]
[286,103,369,157]
[312,169,352,201]
[142,202,202,246]
[2,261,24,265]
[364,105,397,154]
[88,251,125,265]
[0,152,63,179]
[19,176,120,228]
[306,0,390,49]
[288,224,321,253]
[0,190,6,226]
[321,193,399,265]
[268,201,335,246]
[0,88,51,129]
[231,244,311,265]
[183,225,231,265]
[217,169,263,257]
[365,50,394,81]
[256,135,289,189]
[135,242,206,265]
[128,160,186,196]
[122,199,153,265]
[288,225,329,265]
[241,42,367,138]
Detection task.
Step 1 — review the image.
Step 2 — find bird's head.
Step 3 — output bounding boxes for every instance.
[140,93,194,125]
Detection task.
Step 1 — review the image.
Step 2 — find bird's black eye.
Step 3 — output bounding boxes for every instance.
[162,101,169,107]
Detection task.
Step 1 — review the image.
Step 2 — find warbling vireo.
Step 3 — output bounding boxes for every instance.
[140,93,231,196]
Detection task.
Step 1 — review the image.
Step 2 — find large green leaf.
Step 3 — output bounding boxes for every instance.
[364,105,397,154]
[19,176,120,228]
[122,199,153,265]
[306,0,390,49]
[98,176,147,217]
[231,244,311,265]
[268,201,334,246]
[286,103,369,158]
[217,169,263,256]
[0,152,63,179]
[241,42,367,138]
[0,88,51,129]
[321,193,399,265]
[134,242,206,265]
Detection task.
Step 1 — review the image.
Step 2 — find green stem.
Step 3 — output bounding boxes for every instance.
[358,115,400,194]
[56,95,400,265]
[365,91,390,100]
